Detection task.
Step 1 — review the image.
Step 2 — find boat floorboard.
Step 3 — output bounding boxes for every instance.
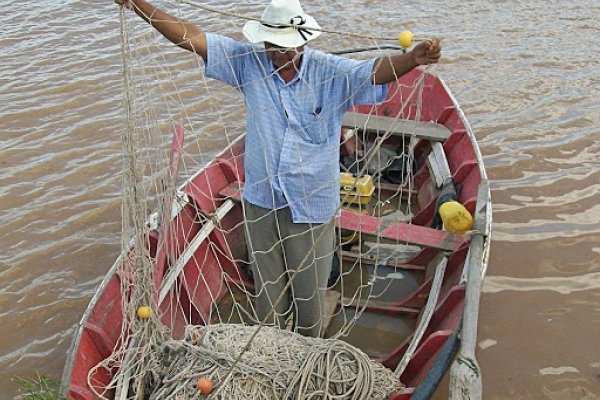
[324,307,416,358]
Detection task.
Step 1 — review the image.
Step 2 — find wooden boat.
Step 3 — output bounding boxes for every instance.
[61,68,492,399]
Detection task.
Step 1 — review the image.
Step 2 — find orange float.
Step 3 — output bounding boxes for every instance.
[195,377,213,395]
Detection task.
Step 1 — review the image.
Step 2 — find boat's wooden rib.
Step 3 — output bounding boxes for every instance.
[342,112,452,142]
[341,250,426,271]
[340,297,421,317]
[158,199,236,304]
[395,256,447,376]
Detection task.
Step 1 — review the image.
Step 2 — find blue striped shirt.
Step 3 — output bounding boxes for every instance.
[205,33,387,223]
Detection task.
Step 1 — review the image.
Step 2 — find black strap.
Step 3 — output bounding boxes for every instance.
[261,15,314,42]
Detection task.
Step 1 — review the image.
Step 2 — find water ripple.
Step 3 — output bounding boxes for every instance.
[483,272,600,295]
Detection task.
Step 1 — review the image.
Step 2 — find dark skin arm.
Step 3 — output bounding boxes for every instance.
[115,0,208,61]
[116,0,440,84]
[372,38,442,84]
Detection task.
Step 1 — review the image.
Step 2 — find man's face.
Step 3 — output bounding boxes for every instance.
[264,42,303,69]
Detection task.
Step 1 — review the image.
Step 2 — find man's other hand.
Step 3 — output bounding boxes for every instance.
[412,38,442,66]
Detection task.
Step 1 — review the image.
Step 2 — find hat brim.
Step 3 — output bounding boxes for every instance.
[243,16,322,48]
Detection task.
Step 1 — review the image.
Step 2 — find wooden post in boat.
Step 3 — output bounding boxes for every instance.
[153,124,185,290]
[449,179,489,400]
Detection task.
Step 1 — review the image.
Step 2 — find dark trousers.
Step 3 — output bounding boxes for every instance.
[243,200,334,337]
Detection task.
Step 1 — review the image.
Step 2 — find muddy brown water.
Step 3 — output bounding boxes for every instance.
[1,1,599,399]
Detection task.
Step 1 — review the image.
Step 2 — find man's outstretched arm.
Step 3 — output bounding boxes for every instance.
[372,38,441,85]
[116,0,207,61]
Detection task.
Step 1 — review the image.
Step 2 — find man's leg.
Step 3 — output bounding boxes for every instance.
[243,201,291,328]
[280,209,335,337]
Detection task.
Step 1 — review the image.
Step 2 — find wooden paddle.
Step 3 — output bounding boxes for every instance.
[449,179,490,400]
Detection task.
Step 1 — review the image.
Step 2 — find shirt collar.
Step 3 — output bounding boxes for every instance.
[266,46,312,86]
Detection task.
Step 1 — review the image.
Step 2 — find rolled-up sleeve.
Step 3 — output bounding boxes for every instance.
[335,57,388,109]
[205,33,251,89]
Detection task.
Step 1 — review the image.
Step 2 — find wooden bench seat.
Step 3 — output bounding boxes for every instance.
[341,112,452,142]
[338,209,465,252]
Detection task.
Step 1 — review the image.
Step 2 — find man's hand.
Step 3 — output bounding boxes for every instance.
[113,0,207,60]
[411,38,442,66]
[115,0,133,10]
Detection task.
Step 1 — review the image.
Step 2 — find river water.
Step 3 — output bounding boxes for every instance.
[1,0,599,399]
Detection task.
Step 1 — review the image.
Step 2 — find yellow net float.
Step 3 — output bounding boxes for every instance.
[136,305,152,319]
[397,30,414,48]
[438,201,473,234]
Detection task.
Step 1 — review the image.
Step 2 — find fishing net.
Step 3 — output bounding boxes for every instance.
[149,324,401,399]
[84,0,445,398]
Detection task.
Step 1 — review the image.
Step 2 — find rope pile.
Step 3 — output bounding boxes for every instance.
[150,324,403,399]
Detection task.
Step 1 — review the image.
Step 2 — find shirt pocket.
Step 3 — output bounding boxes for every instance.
[294,108,328,144]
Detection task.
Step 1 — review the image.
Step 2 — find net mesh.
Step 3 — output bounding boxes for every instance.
[88,1,436,398]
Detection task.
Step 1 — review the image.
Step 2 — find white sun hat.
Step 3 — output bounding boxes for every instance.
[243,0,322,48]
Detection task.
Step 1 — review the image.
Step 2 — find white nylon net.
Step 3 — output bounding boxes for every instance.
[88,1,439,399]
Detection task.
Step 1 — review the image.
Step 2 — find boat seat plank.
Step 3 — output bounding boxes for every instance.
[342,112,451,142]
[338,209,465,252]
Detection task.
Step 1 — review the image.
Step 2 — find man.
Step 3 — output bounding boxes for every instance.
[116,0,441,337]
